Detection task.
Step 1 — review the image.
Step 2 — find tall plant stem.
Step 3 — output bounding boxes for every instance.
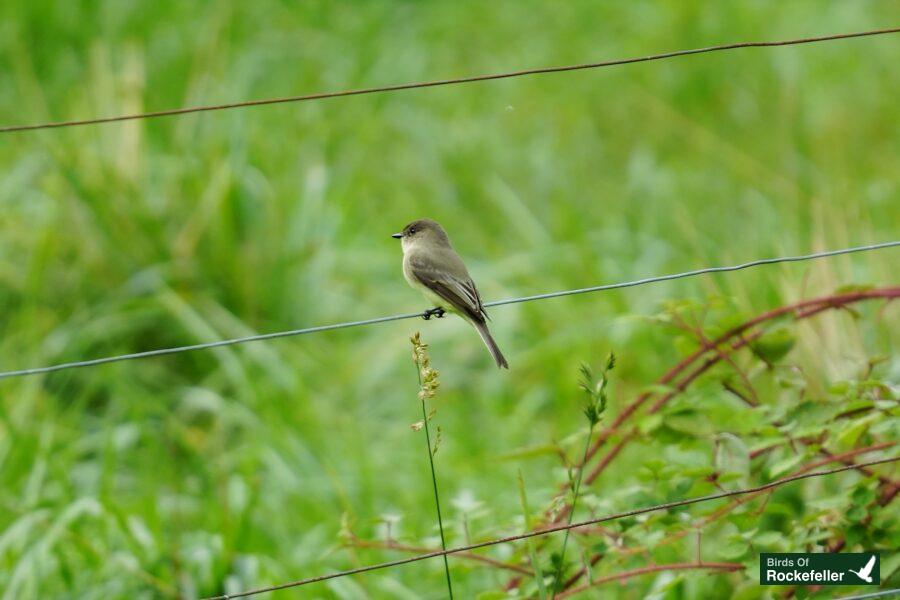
[416,364,454,598]
[553,424,594,597]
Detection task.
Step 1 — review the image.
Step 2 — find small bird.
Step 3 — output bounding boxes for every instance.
[393,219,508,368]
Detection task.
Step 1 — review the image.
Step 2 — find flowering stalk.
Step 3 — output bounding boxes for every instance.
[411,333,453,598]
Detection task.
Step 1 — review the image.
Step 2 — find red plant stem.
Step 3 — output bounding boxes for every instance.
[700,442,896,527]
[581,288,899,468]
[878,481,900,506]
[548,288,899,528]
[581,288,899,487]
[580,331,764,490]
[673,313,761,406]
[750,440,789,459]
[556,561,744,598]
[525,288,900,593]
[816,447,895,489]
[558,442,895,592]
[723,379,760,407]
[784,442,894,477]
[707,442,895,530]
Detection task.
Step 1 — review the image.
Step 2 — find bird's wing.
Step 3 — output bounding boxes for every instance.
[407,252,486,322]
[862,555,876,576]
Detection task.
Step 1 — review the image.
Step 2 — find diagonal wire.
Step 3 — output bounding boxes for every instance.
[203,455,900,599]
[481,240,900,307]
[0,240,898,381]
[1,27,898,133]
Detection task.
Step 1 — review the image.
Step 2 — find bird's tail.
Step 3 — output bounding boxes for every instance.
[472,320,509,369]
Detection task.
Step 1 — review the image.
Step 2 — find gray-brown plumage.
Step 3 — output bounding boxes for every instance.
[392,219,508,368]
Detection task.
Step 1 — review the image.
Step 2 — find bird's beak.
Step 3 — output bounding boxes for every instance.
[391,233,403,239]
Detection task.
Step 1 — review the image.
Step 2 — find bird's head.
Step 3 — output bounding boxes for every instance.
[392,218,451,250]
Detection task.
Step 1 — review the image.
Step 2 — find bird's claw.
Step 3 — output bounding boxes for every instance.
[422,307,446,320]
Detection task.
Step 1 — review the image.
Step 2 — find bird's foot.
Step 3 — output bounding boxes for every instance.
[422,307,446,320]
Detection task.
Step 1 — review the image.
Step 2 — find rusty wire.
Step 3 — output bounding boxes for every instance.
[1,27,898,133]
[204,456,899,599]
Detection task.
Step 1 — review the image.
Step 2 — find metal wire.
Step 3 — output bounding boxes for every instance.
[204,455,899,599]
[2,27,899,133]
[483,240,900,307]
[1,240,897,381]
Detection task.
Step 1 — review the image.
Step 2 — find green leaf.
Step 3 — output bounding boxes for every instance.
[829,381,850,395]
[592,540,608,554]
[666,414,713,436]
[732,582,768,600]
[517,470,548,600]
[640,383,679,396]
[715,433,750,482]
[768,454,803,478]
[834,283,875,294]
[749,326,796,363]
[674,334,698,356]
[476,592,508,600]
[643,458,668,473]
[851,486,876,506]
[754,531,784,547]
[639,413,664,434]
[728,512,759,530]
[845,523,867,546]
[717,472,744,484]
[843,399,875,412]
[881,553,900,587]
[495,443,561,461]
[846,505,867,523]
[719,539,750,560]
[682,466,716,478]
[835,415,877,446]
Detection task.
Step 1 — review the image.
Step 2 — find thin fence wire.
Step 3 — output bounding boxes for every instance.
[203,456,899,599]
[4,19,896,600]
[1,27,899,133]
[0,240,897,381]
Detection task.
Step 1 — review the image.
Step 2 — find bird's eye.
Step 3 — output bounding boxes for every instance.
[409,228,416,234]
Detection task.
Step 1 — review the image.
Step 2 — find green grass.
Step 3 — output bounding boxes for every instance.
[0,2,898,598]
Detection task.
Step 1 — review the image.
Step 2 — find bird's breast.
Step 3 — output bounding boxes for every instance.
[402,252,449,309]
[401,253,418,287]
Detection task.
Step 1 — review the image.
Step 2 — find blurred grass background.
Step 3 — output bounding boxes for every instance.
[0,1,898,598]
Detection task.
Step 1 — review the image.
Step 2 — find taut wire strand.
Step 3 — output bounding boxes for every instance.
[204,456,899,599]
[1,27,898,133]
[0,240,897,381]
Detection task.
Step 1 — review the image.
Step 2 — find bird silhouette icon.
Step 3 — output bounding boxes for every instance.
[848,555,876,583]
